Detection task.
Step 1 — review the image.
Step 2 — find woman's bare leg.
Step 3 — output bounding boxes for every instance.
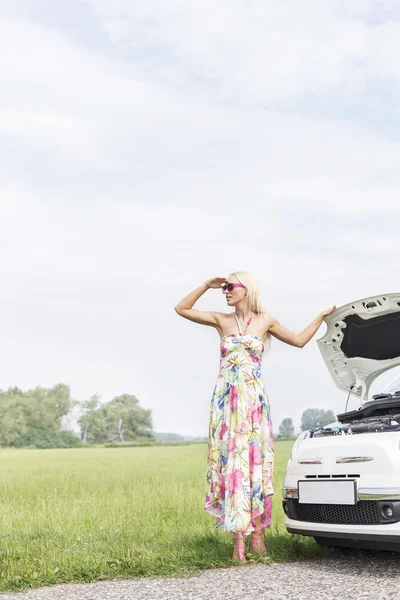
[232,531,246,562]
[250,515,266,554]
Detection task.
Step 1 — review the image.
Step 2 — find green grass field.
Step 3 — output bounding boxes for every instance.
[0,441,332,592]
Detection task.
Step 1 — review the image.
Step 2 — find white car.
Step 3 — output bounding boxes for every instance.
[283,292,400,550]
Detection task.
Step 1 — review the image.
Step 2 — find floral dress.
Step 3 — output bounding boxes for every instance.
[204,317,274,535]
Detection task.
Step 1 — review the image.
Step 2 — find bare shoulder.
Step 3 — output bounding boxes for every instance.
[213,311,233,325]
[261,313,278,331]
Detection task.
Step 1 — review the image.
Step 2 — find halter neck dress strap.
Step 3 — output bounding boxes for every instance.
[234,313,253,336]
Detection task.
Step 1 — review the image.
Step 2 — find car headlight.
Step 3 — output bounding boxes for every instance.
[290,430,311,460]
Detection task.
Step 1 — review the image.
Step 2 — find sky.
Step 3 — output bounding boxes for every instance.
[1,0,400,436]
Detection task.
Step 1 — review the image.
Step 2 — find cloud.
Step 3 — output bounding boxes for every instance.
[0,1,399,435]
[87,0,400,107]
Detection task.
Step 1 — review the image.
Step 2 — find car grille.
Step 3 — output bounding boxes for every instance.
[305,474,360,479]
[291,500,381,525]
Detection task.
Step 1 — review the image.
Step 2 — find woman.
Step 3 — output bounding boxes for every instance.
[174,272,335,562]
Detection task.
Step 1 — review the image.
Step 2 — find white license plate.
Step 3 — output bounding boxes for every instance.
[298,480,357,505]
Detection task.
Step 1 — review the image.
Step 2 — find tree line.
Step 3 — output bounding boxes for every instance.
[0,382,335,448]
[278,408,336,439]
[0,384,152,448]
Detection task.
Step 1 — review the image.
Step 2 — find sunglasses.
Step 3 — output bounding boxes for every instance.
[222,283,246,293]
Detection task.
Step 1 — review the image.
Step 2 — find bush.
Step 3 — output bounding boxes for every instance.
[104,440,197,448]
[14,430,81,449]
[58,431,82,448]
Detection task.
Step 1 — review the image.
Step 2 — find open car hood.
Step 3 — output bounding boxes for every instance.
[317,293,400,400]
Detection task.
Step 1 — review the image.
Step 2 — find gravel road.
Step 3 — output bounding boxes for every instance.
[2,552,400,600]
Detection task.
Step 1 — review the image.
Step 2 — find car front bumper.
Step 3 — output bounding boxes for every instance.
[285,515,400,549]
[283,487,400,550]
[286,518,400,550]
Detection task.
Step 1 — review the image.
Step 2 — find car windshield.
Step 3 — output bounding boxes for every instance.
[380,373,400,396]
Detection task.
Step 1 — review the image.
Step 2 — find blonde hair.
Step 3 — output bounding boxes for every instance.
[230,271,266,315]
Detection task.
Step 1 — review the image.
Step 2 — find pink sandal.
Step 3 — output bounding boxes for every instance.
[250,529,267,555]
[233,533,246,562]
